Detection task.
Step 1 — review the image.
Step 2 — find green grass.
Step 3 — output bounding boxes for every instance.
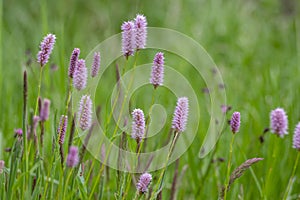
[1,0,300,199]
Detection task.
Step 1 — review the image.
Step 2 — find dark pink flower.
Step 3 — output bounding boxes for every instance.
[14,128,23,136]
[230,112,241,134]
[58,115,68,145]
[68,48,80,78]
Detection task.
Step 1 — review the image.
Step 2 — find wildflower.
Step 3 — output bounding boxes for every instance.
[78,95,92,131]
[230,112,241,134]
[121,21,135,58]
[58,115,68,145]
[131,109,145,142]
[172,97,189,133]
[14,128,23,136]
[37,33,56,66]
[270,108,288,137]
[33,116,40,135]
[150,52,164,88]
[73,59,87,90]
[134,14,147,50]
[137,173,152,193]
[91,52,100,78]
[66,146,79,168]
[293,122,300,150]
[68,48,80,78]
[221,105,232,114]
[40,98,51,121]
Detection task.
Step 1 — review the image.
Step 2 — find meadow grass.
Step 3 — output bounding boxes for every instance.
[0,0,300,199]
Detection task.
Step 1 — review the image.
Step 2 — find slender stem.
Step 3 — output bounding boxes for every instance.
[89,53,139,199]
[63,169,73,198]
[65,78,73,116]
[263,136,279,198]
[283,152,300,200]
[223,134,235,200]
[149,131,180,200]
[122,90,157,200]
[34,67,43,116]
[133,191,140,200]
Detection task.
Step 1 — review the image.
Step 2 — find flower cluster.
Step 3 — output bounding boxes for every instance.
[121,14,147,58]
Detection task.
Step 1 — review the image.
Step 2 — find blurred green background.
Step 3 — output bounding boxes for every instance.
[1,0,300,199]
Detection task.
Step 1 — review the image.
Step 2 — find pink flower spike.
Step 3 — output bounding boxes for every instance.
[134,14,147,50]
[121,21,135,58]
[172,97,189,133]
[137,172,152,193]
[68,48,80,78]
[131,108,145,143]
[40,98,51,121]
[91,52,100,78]
[78,95,92,131]
[150,52,164,88]
[293,122,300,150]
[73,59,88,90]
[270,108,288,137]
[230,112,241,134]
[58,115,68,145]
[37,33,56,67]
[67,146,79,168]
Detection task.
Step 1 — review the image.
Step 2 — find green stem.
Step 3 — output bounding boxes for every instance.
[223,134,235,200]
[34,67,43,116]
[89,52,139,199]
[283,152,300,200]
[122,89,156,200]
[65,78,73,116]
[133,191,140,200]
[149,131,180,200]
[63,169,73,198]
[263,136,279,198]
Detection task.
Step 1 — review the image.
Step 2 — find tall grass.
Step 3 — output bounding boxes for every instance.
[0,0,300,199]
